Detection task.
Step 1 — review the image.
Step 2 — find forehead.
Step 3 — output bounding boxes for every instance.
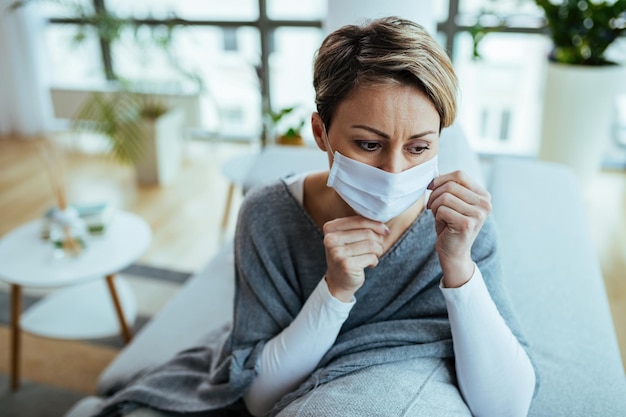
[333,84,440,129]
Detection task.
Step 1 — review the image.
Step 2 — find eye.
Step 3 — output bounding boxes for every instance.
[356,141,382,152]
[406,144,430,155]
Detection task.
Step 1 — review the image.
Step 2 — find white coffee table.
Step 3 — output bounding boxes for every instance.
[0,210,152,391]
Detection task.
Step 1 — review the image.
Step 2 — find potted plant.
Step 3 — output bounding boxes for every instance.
[535,0,626,184]
[266,106,306,146]
[10,0,195,186]
[74,91,184,186]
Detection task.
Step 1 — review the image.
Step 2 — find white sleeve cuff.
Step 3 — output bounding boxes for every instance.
[438,263,481,305]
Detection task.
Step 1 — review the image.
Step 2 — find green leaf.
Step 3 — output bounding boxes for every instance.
[536,0,626,65]
[71,90,167,165]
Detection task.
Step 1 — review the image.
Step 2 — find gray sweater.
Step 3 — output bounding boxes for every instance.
[95,179,527,416]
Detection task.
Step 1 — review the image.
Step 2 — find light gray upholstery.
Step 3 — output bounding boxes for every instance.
[98,242,236,395]
[276,358,471,417]
[63,126,626,417]
[490,157,626,416]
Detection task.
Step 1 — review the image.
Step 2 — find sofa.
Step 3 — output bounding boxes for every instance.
[65,125,626,416]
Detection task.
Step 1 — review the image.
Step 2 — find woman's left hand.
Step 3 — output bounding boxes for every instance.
[426,170,492,288]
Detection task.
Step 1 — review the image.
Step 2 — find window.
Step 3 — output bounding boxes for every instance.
[454,31,550,156]
[269,27,324,144]
[40,0,626,162]
[266,0,326,20]
[45,25,105,86]
[105,0,259,21]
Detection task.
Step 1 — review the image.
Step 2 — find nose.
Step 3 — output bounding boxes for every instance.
[378,149,408,173]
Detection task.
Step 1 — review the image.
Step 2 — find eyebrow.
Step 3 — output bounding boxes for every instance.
[351,124,437,140]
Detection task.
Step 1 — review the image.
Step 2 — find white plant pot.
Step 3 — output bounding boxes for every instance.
[539,62,624,185]
[134,109,184,186]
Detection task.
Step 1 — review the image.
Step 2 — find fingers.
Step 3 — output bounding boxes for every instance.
[426,170,491,264]
[432,204,481,238]
[427,171,491,218]
[322,216,389,298]
[428,170,485,193]
[323,216,387,265]
[323,216,390,237]
[324,234,385,266]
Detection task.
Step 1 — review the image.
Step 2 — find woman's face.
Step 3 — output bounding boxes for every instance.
[315,83,440,173]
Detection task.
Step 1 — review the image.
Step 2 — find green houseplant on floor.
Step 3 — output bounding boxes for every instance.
[74,91,184,186]
[536,0,626,184]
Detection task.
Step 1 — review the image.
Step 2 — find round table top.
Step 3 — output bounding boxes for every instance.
[0,211,152,288]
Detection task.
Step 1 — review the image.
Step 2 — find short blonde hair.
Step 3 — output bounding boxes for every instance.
[313,16,458,131]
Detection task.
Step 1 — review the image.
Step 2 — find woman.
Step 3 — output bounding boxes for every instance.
[96,16,536,417]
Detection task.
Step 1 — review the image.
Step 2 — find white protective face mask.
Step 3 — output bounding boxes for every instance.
[327,151,438,222]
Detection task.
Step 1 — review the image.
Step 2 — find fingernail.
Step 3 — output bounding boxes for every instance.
[384,225,391,235]
[427,179,434,190]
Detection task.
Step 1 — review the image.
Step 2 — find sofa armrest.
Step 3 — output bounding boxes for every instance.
[97,242,236,395]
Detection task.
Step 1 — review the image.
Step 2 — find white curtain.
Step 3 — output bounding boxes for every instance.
[0,0,53,136]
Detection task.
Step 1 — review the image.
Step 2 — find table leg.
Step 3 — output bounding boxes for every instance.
[220,183,236,235]
[105,274,133,344]
[10,284,22,391]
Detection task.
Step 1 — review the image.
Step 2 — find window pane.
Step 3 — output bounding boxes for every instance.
[45,25,105,86]
[453,31,550,156]
[38,0,94,18]
[434,0,449,22]
[269,27,324,144]
[112,27,183,83]
[458,0,538,16]
[456,0,543,29]
[112,26,262,140]
[267,0,326,20]
[106,0,258,21]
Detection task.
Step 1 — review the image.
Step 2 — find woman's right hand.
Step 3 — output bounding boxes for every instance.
[322,216,389,302]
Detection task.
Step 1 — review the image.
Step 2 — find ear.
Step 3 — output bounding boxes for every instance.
[311,112,327,152]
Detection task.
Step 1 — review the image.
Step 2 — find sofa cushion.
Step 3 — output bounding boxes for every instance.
[489,157,626,416]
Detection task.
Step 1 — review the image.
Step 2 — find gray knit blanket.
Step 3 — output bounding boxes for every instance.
[95,179,526,417]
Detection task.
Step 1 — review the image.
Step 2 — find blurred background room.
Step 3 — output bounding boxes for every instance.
[1,0,625,415]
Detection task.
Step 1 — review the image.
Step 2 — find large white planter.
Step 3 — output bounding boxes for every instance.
[539,62,624,185]
[134,109,184,186]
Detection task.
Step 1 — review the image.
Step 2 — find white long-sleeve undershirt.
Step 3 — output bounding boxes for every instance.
[440,268,536,417]
[243,277,354,416]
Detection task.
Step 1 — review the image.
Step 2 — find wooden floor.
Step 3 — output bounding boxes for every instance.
[0,133,255,273]
[1,133,625,370]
